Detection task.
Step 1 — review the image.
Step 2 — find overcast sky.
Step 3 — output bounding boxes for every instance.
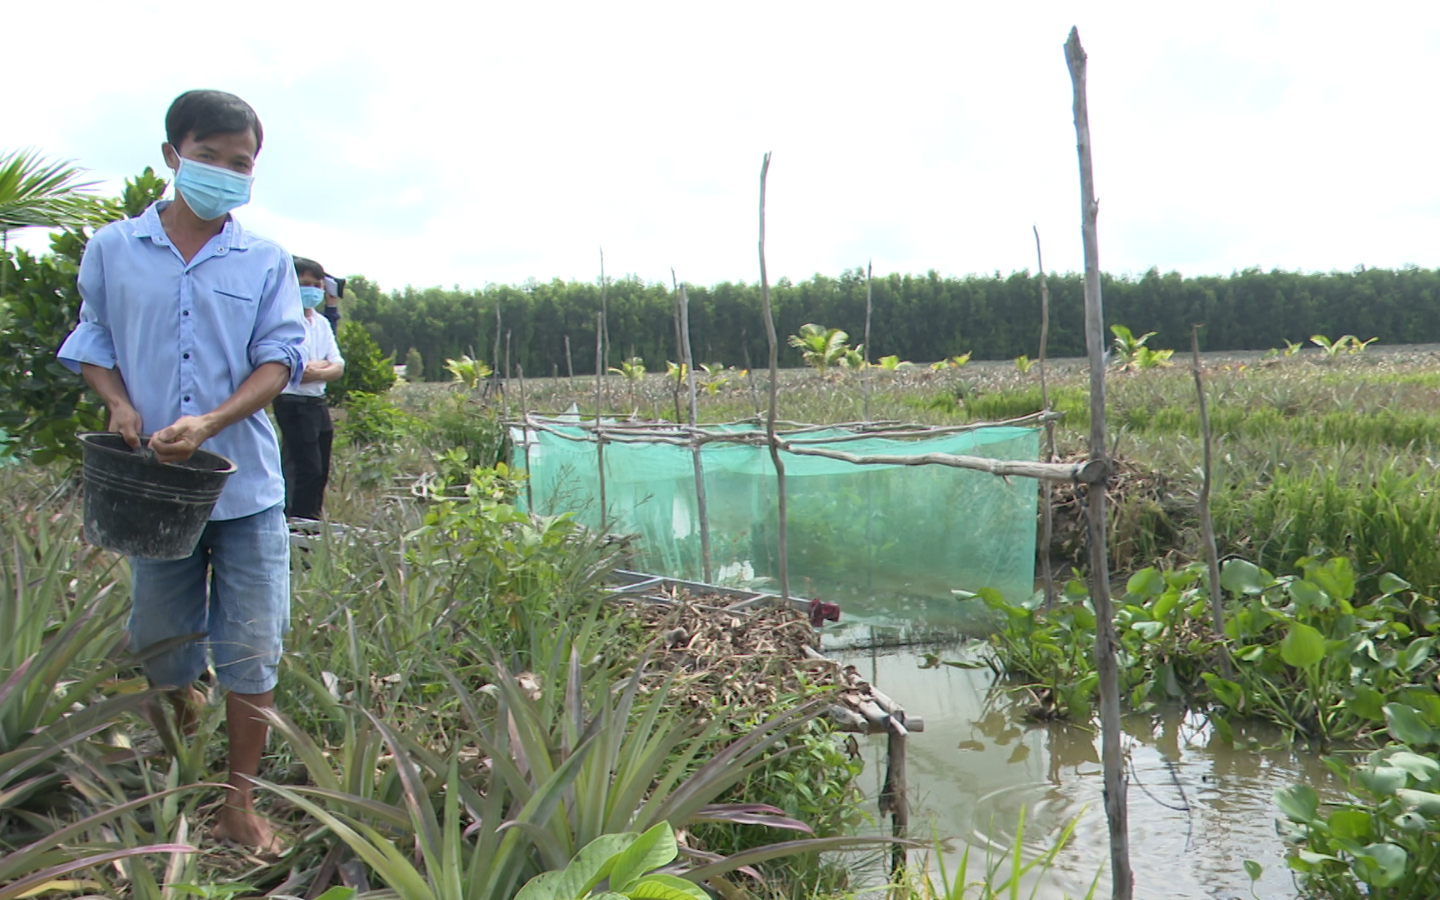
[7,1,1440,292]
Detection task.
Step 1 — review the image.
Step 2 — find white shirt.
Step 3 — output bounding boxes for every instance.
[283,310,345,397]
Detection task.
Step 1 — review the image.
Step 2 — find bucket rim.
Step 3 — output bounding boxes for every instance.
[78,431,238,476]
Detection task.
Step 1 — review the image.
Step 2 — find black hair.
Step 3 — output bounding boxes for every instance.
[293,257,326,280]
[165,90,264,151]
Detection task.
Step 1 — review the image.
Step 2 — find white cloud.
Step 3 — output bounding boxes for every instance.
[7,0,1440,288]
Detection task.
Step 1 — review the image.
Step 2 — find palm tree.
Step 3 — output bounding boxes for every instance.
[0,150,102,234]
[787,323,853,373]
[0,149,103,297]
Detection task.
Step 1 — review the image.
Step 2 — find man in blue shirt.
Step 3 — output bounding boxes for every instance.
[59,90,304,852]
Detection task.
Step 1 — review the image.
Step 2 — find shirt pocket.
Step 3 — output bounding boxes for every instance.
[212,286,256,304]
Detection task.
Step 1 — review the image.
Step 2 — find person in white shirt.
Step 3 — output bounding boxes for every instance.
[273,257,345,520]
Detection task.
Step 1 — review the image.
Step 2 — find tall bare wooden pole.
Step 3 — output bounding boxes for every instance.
[594,312,607,531]
[518,364,534,511]
[679,282,714,582]
[671,269,686,423]
[493,302,504,403]
[758,152,790,601]
[1066,26,1131,900]
[1034,227,1057,609]
[599,248,610,367]
[565,334,575,391]
[862,261,874,423]
[1191,326,1233,680]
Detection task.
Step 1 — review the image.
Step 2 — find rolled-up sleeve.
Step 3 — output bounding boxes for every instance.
[250,254,306,390]
[58,236,118,373]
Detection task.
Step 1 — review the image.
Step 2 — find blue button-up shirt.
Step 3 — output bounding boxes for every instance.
[59,201,305,521]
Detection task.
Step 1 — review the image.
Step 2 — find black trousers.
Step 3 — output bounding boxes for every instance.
[273,395,333,520]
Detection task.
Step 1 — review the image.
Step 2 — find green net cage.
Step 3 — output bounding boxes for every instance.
[515,420,1040,617]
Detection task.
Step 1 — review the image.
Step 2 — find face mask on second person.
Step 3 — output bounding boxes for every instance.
[299,286,325,309]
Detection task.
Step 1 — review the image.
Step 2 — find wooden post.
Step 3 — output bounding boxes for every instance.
[1191,326,1233,680]
[862,260,874,423]
[1066,26,1132,900]
[741,328,761,415]
[565,334,575,391]
[671,269,685,424]
[594,312,607,531]
[600,247,611,406]
[883,715,909,877]
[503,328,513,418]
[758,152,790,601]
[493,302,504,401]
[679,282,714,583]
[1035,227,1057,610]
[518,364,534,511]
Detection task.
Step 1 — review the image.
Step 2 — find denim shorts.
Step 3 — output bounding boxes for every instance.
[128,504,290,694]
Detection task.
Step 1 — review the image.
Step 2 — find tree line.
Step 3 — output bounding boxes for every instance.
[343,265,1440,380]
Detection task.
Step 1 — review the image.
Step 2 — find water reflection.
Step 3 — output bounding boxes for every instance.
[837,645,1344,900]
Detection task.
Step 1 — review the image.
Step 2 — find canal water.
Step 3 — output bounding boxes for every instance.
[815,588,1345,900]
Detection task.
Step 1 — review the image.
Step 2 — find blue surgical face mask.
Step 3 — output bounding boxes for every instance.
[299,286,326,309]
[173,157,253,221]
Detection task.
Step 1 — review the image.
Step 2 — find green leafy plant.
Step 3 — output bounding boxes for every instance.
[0,149,103,235]
[1311,334,1356,359]
[876,355,912,372]
[1110,324,1172,370]
[330,321,396,405]
[609,357,646,407]
[1276,741,1440,897]
[0,167,166,463]
[1014,354,1035,374]
[446,354,495,391]
[787,324,853,373]
[913,808,1101,900]
[405,347,425,381]
[930,352,972,371]
[514,823,707,900]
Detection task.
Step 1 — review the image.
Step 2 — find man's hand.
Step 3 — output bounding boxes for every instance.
[150,415,217,463]
[301,360,343,384]
[109,404,144,449]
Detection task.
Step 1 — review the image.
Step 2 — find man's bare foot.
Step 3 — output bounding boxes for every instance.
[213,796,282,854]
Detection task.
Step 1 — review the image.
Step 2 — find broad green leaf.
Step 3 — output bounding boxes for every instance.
[1306,557,1356,602]
[626,875,711,900]
[608,823,676,893]
[1279,622,1324,669]
[1352,842,1407,888]
[1131,621,1164,641]
[1326,809,1373,841]
[1275,784,1319,823]
[1234,644,1265,662]
[1356,766,1409,798]
[312,890,357,900]
[1221,559,1267,596]
[518,833,634,900]
[1396,788,1440,817]
[1384,704,1439,747]
[1344,687,1386,722]
[1243,860,1262,882]
[1150,587,1180,622]
[1126,567,1164,599]
[1298,849,1339,865]
[1378,572,1412,596]
[1287,579,1326,611]
[1399,637,1435,674]
[1386,751,1440,784]
[1202,673,1244,711]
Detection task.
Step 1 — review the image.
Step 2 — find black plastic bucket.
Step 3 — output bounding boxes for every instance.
[79,432,237,560]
